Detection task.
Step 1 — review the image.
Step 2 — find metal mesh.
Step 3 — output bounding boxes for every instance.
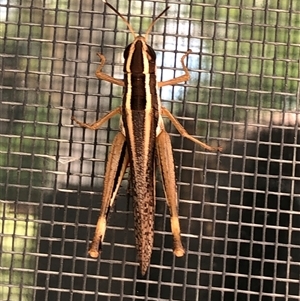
[1,0,299,300]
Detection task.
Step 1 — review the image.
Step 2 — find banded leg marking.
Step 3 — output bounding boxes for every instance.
[156,130,185,256]
[89,132,129,257]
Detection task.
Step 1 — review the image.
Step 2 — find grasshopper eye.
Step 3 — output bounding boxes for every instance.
[147,45,156,62]
[124,43,132,59]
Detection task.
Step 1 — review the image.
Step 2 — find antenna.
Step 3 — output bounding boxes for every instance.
[103,1,170,41]
[103,0,137,38]
[144,6,170,41]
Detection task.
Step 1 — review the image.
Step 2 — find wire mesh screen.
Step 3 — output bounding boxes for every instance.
[1,0,300,300]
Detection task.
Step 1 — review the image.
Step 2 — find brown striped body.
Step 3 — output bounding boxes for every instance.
[122,38,160,274]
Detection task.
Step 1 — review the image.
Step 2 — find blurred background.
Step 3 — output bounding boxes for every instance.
[0,0,299,300]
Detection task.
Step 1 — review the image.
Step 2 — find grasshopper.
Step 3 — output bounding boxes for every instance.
[72,1,220,275]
